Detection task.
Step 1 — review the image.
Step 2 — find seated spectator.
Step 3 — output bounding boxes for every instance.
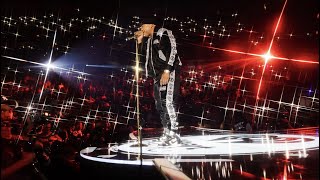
[36,121,63,148]
[1,102,36,180]
[71,121,84,139]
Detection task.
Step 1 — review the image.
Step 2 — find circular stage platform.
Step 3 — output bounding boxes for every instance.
[79,127,319,179]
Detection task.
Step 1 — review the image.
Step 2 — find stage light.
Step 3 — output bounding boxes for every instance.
[132,66,143,72]
[262,52,273,62]
[45,62,55,69]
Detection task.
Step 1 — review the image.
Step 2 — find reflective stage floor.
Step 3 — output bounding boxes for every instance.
[80,127,319,179]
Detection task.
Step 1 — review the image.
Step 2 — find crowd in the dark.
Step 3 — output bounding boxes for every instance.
[1,63,318,179]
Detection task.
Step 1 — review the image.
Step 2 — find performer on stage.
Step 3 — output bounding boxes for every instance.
[134,16,183,145]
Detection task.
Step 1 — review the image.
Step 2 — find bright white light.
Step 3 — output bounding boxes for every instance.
[113,134,319,156]
[45,63,55,69]
[262,52,273,62]
[132,66,143,72]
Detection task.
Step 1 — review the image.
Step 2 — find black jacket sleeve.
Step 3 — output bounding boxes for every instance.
[154,30,177,72]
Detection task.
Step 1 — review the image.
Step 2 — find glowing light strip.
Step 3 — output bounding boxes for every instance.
[185,43,318,64]
[135,40,142,159]
[80,153,154,166]
[38,30,56,101]
[254,0,288,122]
[2,55,91,76]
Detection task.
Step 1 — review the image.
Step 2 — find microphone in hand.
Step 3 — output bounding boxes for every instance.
[126,31,144,43]
[126,36,136,41]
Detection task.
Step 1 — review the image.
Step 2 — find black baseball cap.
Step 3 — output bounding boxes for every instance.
[139,15,163,27]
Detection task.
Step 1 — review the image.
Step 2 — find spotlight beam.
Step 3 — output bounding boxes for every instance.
[257,0,288,100]
[1,55,91,75]
[254,0,288,122]
[185,42,318,64]
[267,0,288,55]
[38,30,57,101]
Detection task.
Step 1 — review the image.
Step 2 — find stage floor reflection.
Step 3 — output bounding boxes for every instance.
[80,127,319,179]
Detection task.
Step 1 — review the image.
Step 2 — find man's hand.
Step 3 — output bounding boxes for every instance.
[160,71,170,86]
[134,31,144,44]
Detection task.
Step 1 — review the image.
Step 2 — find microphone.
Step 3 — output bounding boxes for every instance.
[126,36,136,41]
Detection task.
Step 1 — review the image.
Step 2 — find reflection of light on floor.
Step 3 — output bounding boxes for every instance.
[301,135,307,158]
[266,133,271,157]
[272,138,275,154]
[80,132,319,180]
[285,141,290,159]
[114,134,319,156]
[228,136,232,157]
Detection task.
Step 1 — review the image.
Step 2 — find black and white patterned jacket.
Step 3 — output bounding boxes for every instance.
[140,27,182,81]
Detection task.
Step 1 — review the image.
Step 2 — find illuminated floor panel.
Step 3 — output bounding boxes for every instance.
[80,128,319,179]
[114,134,318,156]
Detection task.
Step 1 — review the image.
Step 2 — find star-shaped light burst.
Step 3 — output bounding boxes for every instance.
[38,29,57,101]
[0,2,318,143]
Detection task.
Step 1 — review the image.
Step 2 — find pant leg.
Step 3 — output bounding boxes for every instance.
[154,81,170,129]
[160,70,180,133]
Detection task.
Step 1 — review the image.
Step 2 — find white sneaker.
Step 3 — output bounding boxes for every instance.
[156,128,170,142]
[158,134,182,146]
[167,134,182,146]
[157,134,169,142]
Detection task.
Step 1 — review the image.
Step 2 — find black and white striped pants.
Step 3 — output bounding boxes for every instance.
[153,70,181,133]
